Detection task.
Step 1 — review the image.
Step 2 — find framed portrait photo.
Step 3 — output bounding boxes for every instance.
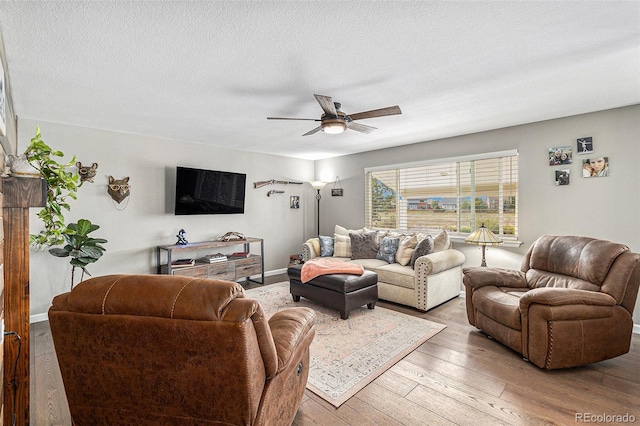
[548,146,573,166]
[582,157,609,178]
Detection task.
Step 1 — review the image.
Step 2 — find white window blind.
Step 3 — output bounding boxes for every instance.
[365,151,518,239]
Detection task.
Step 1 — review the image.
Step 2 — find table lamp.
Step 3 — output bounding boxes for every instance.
[465,223,503,267]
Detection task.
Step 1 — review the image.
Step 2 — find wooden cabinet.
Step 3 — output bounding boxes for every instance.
[156,237,264,284]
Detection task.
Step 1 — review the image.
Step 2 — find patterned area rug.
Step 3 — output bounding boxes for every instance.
[245,282,446,407]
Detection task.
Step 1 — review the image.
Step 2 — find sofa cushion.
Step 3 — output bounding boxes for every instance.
[432,230,450,252]
[396,234,418,266]
[348,258,389,269]
[377,236,400,263]
[305,238,320,257]
[410,235,434,268]
[350,231,379,260]
[374,263,416,289]
[333,234,351,257]
[472,286,526,330]
[318,235,334,257]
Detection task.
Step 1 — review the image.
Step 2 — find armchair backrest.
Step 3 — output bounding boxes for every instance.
[49,274,279,425]
[521,235,640,312]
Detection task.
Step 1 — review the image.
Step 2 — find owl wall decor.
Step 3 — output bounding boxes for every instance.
[108,176,130,204]
[76,162,98,183]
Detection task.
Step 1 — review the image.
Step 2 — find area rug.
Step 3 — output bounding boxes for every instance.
[245,282,446,407]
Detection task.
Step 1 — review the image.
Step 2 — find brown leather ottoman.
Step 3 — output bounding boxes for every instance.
[287,265,378,319]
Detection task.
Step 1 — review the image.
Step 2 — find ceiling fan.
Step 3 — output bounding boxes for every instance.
[267,94,402,136]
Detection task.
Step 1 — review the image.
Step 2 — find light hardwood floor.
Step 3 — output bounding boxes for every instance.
[30,274,640,425]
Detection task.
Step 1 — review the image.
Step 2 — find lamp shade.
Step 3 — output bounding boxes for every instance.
[309,181,327,190]
[465,223,503,246]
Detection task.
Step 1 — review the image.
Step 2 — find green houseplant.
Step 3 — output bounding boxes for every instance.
[49,219,108,289]
[24,126,81,248]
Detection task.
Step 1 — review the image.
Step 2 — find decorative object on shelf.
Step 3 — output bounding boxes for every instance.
[465,223,503,267]
[218,231,246,241]
[555,169,570,186]
[48,219,108,289]
[25,126,81,248]
[253,179,303,188]
[290,195,300,209]
[176,229,188,245]
[548,145,573,166]
[331,175,343,196]
[76,161,98,183]
[108,176,130,204]
[577,137,593,154]
[309,181,327,235]
[267,190,284,196]
[582,156,609,178]
[5,152,40,177]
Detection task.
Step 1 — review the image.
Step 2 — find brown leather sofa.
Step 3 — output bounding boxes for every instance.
[49,274,317,425]
[463,235,640,369]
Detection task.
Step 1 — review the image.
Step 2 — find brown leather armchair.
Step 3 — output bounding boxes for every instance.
[48,274,317,425]
[463,235,640,369]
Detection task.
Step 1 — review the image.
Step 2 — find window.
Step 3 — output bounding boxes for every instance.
[365,150,518,239]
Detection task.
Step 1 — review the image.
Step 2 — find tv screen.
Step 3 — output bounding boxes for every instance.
[175,166,246,215]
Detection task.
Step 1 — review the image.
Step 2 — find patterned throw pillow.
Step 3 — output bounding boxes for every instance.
[305,238,321,256]
[410,234,434,268]
[333,234,352,257]
[318,235,334,257]
[376,237,400,263]
[350,231,379,260]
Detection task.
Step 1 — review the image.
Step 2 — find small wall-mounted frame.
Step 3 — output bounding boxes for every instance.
[290,195,300,209]
[577,137,593,155]
[582,156,609,178]
[555,169,570,186]
[331,175,343,196]
[548,146,573,166]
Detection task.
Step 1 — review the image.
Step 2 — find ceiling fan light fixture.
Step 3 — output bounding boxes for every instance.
[321,119,347,134]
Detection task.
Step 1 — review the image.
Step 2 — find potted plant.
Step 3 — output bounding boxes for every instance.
[24,126,81,248]
[48,219,108,289]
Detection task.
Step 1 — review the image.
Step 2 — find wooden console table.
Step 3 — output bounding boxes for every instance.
[156,237,264,284]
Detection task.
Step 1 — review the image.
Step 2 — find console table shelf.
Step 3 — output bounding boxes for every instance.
[156,237,264,284]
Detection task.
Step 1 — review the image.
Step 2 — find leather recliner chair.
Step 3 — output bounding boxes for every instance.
[462,235,640,369]
[48,274,317,425]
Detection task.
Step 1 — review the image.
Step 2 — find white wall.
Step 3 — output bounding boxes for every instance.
[23,119,316,318]
[314,105,640,323]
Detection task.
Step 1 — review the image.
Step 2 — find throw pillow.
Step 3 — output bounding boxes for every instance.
[350,231,379,260]
[305,238,320,256]
[410,234,434,268]
[395,234,418,266]
[333,233,352,257]
[432,230,450,252]
[335,224,364,236]
[376,236,400,263]
[318,235,334,257]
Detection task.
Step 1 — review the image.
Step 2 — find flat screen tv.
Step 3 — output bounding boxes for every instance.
[175,166,246,215]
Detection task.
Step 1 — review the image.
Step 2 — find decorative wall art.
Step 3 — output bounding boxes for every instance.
[0,64,6,137]
[76,162,98,183]
[331,175,343,196]
[290,195,300,209]
[582,157,609,178]
[577,137,593,154]
[108,176,131,207]
[555,169,570,186]
[548,146,573,166]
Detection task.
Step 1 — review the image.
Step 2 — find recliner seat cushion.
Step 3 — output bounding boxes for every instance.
[472,286,527,330]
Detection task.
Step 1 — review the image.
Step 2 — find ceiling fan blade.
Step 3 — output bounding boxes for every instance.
[347,122,377,134]
[314,94,337,116]
[267,117,319,121]
[302,126,323,136]
[348,105,402,121]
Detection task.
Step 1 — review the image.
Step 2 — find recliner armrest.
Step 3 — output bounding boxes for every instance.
[268,307,317,375]
[414,248,465,275]
[520,287,616,311]
[462,267,528,289]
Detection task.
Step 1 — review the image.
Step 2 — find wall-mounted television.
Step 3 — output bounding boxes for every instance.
[175,166,246,215]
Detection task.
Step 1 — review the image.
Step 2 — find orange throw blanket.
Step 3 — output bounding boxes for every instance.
[301,257,365,283]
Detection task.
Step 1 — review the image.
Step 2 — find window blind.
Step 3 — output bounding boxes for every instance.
[364,151,518,239]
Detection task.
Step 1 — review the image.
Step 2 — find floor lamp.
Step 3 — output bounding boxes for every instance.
[465,223,503,266]
[309,181,327,235]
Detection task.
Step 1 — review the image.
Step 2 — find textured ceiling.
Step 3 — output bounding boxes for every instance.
[0,1,638,160]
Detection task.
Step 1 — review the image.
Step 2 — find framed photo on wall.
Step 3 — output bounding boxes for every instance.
[577,137,593,154]
[548,146,572,166]
[555,169,570,186]
[582,157,609,178]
